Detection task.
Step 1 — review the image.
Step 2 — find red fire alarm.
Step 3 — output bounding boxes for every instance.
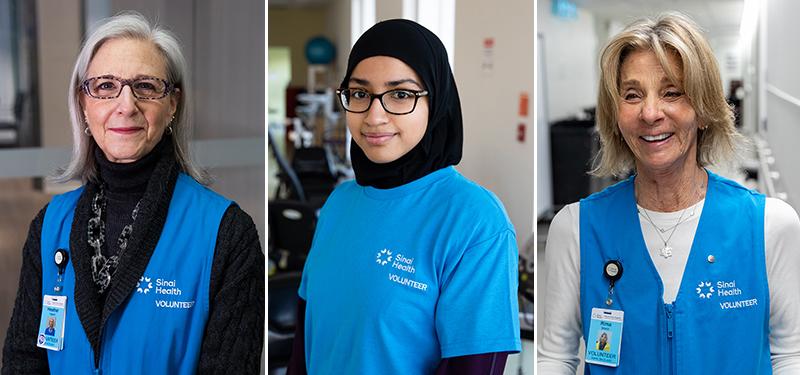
[517,123,526,143]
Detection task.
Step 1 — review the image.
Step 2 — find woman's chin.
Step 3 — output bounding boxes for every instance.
[102,148,145,163]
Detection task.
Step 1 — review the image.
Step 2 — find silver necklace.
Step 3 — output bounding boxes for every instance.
[638,203,698,259]
[87,186,142,293]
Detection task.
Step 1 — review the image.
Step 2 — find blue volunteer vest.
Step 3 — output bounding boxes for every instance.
[580,170,771,375]
[40,173,231,374]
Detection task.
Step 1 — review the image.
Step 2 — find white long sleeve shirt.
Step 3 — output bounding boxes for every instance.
[538,197,800,374]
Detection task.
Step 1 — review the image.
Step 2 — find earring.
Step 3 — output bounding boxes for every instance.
[84,127,92,136]
[165,126,173,135]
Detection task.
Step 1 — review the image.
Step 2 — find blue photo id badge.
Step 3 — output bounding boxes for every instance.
[585,308,623,367]
[37,295,67,351]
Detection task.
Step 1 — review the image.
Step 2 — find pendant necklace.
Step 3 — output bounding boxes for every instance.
[638,203,698,259]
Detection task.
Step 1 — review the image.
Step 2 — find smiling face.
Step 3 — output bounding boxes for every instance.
[345,56,429,164]
[81,38,178,163]
[617,49,699,176]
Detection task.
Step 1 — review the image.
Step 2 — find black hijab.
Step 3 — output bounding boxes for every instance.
[342,19,463,189]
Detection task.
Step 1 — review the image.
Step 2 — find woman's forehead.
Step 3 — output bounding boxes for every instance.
[350,56,423,88]
[619,49,682,85]
[87,38,168,78]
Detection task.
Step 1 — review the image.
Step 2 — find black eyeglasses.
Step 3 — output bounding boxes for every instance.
[336,88,428,115]
[81,75,176,100]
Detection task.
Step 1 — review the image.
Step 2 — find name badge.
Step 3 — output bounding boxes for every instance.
[37,295,67,351]
[585,307,623,367]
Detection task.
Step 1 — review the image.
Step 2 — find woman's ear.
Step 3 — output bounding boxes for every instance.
[170,88,181,116]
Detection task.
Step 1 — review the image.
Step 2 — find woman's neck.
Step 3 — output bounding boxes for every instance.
[634,163,707,212]
[94,139,168,201]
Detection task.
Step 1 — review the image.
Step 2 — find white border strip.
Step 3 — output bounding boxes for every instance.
[0,137,264,178]
[767,84,800,108]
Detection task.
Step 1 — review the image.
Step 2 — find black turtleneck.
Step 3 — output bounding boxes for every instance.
[94,139,165,259]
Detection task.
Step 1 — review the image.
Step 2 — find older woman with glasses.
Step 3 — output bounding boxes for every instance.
[287,19,521,374]
[3,13,263,374]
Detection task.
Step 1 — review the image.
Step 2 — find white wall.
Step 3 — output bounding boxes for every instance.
[537,0,598,123]
[709,35,742,98]
[325,0,351,83]
[36,0,81,149]
[454,0,535,244]
[764,0,800,205]
[375,0,402,21]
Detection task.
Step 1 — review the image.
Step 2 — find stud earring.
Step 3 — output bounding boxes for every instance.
[84,127,91,136]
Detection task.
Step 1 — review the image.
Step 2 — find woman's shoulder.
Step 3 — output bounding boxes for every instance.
[177,173,232,204]
[439,168,509,214]
[765,197,800,234]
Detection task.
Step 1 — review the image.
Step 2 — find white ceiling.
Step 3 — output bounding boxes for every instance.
[574,0,745,38]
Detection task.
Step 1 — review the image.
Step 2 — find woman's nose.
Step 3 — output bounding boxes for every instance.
[364,97,388,126]
[640,97,664,125]
[115,85,139,114]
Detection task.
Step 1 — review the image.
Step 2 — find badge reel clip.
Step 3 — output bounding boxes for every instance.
[604,260,623,306]
[53,249,69,293]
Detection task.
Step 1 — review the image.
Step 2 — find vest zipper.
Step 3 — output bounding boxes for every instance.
[93,322,111,374]
[665,303,676,375]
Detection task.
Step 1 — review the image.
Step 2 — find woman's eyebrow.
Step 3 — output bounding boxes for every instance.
[349,77,423,89]
[386,79,422,89]
[349,77,369,86]
[620,79,640,89]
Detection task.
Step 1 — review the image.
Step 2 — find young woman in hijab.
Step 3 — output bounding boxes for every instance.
[287,19,521,374]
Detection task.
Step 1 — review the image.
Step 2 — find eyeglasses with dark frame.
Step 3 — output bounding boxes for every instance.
[336,88,429,115]
[81,75,176,100]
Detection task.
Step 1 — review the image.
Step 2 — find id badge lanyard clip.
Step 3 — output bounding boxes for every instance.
[53,249,69,294]
[604,260,623,306]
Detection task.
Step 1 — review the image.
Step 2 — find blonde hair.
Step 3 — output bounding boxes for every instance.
[54,12,208,184]
[593,12,745,177]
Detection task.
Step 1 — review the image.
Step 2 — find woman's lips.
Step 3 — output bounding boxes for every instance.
[640,132,673,147]
[109,127,144,135]
[363,132,396,146]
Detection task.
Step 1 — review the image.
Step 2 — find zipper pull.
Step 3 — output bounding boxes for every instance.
[665,304,675,339]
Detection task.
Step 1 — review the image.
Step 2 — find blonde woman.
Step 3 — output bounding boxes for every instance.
[539,13,800,374]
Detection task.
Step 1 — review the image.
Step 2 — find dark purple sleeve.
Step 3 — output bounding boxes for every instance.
[286,298,307,375]
[434,352,509,375]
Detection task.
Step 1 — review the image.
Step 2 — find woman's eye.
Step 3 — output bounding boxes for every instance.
[351,90,369,100]
[623,92,640,101]
[390,90,413,100]
[97,82,117,90]
[665,91,683,98]
[134,82,157,91]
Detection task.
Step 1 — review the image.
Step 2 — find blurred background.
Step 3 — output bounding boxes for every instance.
[537,0,799,372]
[0,0,264,365]
[267,0,535,373]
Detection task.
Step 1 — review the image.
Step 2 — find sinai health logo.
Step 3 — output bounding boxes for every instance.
[375,247,428,292]
[136,275,195,309]
[136,276,154,294]
[376,249,393,265]
[696,281,714,299]
[696,279,759,310]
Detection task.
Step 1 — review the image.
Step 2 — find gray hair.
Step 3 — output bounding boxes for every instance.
[54,12,208,184]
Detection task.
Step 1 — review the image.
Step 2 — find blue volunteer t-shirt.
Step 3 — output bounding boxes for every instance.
[299,166,521,374]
